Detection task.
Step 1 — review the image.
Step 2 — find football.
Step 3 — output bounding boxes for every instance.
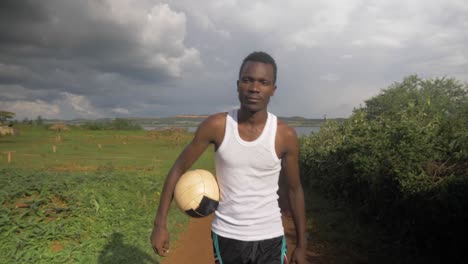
[174,169,220,218]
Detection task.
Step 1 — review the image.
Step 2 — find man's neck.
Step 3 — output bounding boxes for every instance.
[237,108,268,125]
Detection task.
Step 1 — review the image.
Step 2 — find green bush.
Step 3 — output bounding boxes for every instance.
[300,75,468,262]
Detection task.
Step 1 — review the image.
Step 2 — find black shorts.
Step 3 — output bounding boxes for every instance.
[211,232,288,264]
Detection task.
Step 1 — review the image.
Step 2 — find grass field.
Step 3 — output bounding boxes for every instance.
[0,125,214,263]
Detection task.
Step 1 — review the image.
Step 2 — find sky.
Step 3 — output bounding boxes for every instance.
[0,0,467,120]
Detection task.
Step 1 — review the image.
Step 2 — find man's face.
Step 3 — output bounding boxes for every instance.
[237,61,277,113]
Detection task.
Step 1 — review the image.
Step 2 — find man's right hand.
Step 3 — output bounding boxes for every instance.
[150,225,170,257]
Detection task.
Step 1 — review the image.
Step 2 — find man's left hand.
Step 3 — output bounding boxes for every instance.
[290,247,307,264]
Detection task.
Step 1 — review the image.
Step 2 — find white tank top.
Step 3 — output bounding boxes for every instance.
[212,109,284,241]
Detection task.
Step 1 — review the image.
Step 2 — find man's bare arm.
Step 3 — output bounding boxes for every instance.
[280,124,307,263]
[150,114,223,256]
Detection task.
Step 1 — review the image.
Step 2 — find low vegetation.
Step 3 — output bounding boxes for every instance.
[0,126,213,263]
[300,75,467,263]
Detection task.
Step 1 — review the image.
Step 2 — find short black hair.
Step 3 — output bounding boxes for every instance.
[239,51,277,84]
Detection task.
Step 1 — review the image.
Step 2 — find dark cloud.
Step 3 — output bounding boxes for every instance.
[0,0,185,88]
[0,0,204,120]
[0,1,467,119]
[0,0,48,45]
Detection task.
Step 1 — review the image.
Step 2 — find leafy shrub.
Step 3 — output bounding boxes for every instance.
[300,75,467,262]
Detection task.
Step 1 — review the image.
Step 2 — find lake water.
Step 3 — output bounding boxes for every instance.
[144,126,319,137]
[294,126,320,136]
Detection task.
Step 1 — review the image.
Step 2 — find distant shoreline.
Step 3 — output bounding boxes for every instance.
[143,125,320,136]
[35,116,346,128]
[174,115,209,118]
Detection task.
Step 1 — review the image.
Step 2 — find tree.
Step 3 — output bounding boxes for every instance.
[0,111,15,124]
[35,115,44,125]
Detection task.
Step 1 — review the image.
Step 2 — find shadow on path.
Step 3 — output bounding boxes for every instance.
[98,232,158,264]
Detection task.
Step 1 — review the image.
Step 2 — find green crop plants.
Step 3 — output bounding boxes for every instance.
[0,125,214,263]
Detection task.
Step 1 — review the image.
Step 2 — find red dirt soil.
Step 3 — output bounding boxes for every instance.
[161,214,321,264]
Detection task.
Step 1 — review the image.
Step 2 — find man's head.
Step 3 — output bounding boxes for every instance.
[237,51,277,113]
[239,51,277,84]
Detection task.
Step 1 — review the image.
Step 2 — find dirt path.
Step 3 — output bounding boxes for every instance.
[161,215,214,264]
[161,214,322,264]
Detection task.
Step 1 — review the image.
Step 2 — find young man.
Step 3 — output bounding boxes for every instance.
[150,51,307,263]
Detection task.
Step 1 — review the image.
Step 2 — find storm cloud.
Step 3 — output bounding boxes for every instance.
[0,0,467,119]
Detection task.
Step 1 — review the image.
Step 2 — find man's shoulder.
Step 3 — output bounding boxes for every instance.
[275,118,299,154]
[195,112,228,144]
[199,112,228,130]
[276,118,297,138]
[206,112,228,123]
